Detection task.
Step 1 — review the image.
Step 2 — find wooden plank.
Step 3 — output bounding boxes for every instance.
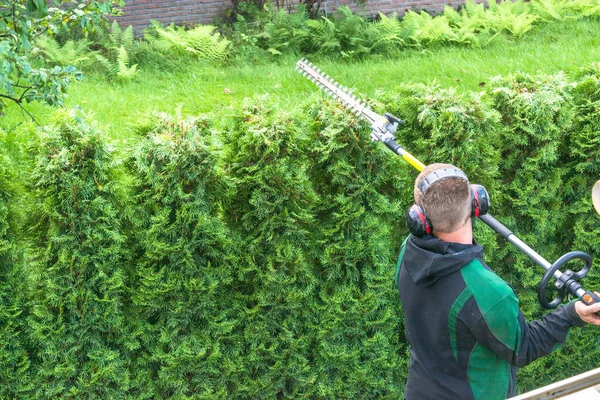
[511,367,600,400]
[558,387,600,400]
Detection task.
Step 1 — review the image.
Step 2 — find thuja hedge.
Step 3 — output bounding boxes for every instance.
[2,64,600,397]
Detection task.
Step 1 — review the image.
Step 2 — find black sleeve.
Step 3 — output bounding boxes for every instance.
[462,294,584,368]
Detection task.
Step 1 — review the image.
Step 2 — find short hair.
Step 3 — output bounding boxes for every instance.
[414,163,472,234]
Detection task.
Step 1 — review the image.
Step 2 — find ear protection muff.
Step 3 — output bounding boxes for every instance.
[405,204,432,238]
[470,184,490,218]
[405,167,490,237]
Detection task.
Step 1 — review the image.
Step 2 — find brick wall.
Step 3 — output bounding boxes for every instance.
[114,0,466,33]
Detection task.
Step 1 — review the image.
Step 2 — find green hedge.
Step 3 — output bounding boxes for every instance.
[2,64,600,397]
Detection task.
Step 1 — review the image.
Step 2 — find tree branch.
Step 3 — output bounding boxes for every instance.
[0,93,39,125]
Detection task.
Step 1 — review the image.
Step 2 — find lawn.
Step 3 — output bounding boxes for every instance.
[2,18,600,142]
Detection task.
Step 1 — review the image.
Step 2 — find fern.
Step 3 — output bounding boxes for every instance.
[186,25,232,63]
[505,13,538,37]
[95,46,138,82]
[92,21,139,82]
[530,0,565,21]
[116,46,138,81]
[35,36,91,67]
[146,23,231,63]
[443,5,498,46]
[333,6,375,58]
[461,0,488,27]
[144,22,186,52]
[404,11,457,45]
[95,53,117,76]
[261,5,309,55]
[572,0,600,17]
[305,17,340,54]
[372,13,407,53]
[486,0,538,36]
[107,20,135,56]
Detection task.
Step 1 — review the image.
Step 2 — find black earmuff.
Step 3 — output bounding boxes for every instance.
[405,168,491,237]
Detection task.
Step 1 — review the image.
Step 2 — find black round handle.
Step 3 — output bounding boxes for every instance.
[537,251,592,309]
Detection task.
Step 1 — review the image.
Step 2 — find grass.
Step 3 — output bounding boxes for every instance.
[2,17,600,141]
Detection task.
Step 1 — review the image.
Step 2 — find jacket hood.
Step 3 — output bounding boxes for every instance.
[402,235,483,286]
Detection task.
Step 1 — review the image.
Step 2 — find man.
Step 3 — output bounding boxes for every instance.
[395,163,600,400]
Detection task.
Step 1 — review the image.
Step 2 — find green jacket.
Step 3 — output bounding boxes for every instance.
[395,234,585,400]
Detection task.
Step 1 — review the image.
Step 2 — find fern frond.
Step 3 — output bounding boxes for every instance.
[116,45,130,69]
[110,20,123,48]
[95,53,117,76]
[153,25,192,54]
[306,17,340,53]
[530,0,564,20]
[35,36,90,66]
[121,25,135,55]
[413,13,457,44]
[116,46,139,81]
[372,13,406,51]
[505,13,538,37]
[185,25,232,62]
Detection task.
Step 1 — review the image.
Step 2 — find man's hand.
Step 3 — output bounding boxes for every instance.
[575,292,600,326]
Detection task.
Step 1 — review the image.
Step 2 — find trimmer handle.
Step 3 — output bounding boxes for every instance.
[579,290,600,306]
[538,251,594,309]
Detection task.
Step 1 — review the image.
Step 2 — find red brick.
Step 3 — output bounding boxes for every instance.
[110,0,477,34]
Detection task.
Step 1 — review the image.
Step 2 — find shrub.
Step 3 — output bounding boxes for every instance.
[220,96,319,398]
[124,112,242,398]
[304,97,409,397]
[25,109,130,397]
[0,129,31,397]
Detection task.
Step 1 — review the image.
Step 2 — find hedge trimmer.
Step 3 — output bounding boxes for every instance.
[296,58,600,310]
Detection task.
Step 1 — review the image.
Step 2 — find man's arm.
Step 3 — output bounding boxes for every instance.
[464,293,600,368]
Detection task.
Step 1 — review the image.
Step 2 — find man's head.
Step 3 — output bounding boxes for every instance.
[414,163,472,234]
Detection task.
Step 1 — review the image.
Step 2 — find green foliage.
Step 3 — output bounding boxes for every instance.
[26,109,130,397]
[487,73,573,249]
[486,0,538,37]
[0,129,31,397]
[94,22,139,82]
[403,11,458,45]
[370,13,408,54]
[380,83,501,184]
[0,0,123,117]
[6,29,600,397]
[261,5,310,55]
[530,0,600,21]
[95,46,139,82]
[224,0,600,60]
[478,72,576,318]
[304,98,409,397]
[566,63,600,259]
[125,112,241,398]
[34,36,91,67]
[145,22,232,63]
[221,96,319,397]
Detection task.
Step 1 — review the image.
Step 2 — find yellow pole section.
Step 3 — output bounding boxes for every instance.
[401,151,425,172]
